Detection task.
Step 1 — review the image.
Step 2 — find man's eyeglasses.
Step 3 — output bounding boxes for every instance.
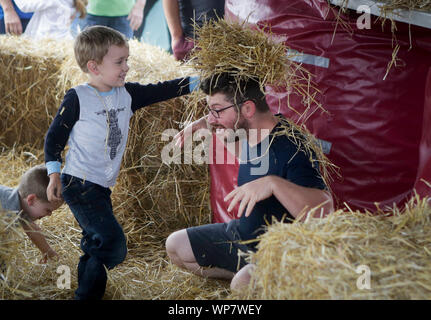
[207,102,243,118]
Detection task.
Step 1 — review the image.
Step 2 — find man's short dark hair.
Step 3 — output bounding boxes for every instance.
[200,73,269,112]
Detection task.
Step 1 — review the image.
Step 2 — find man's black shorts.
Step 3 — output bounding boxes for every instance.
[186,219,252,273]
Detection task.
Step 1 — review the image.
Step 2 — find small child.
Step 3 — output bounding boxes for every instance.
[0,164,63,264]
[44,25,197,300]
[14,0,86,40]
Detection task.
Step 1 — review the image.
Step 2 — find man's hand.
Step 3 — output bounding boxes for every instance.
[127,0,145,31]
[172,35,194,61]
[3,7,23,35]
[47,173,62,202]
[175,116,208,149]
[224,176,275,218]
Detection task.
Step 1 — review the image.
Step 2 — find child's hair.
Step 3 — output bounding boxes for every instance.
[200,72,269,113]
[74,0,87,19]
[18,164,49,202]
[74,25,128,73]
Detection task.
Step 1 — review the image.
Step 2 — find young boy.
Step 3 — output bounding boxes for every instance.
[0,164,62,264]
[44,25,197,300]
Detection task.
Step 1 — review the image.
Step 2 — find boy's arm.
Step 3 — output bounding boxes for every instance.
[126,76,199,113]
[20,218,57,263]
[44,89,79,201]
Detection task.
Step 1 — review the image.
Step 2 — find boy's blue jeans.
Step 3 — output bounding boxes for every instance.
[61,174,127,300]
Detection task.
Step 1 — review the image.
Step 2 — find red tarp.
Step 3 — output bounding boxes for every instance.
[211,0,431,223]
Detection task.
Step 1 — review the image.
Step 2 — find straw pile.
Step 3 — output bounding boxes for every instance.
[186,18,326,121]
[235,194,431,299]
[0,208,23,294]
[0,145,229,299]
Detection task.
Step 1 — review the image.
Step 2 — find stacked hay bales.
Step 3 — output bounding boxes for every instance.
[234,195,431,299]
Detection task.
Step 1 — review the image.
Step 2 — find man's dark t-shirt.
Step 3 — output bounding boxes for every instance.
[237,118,327,247]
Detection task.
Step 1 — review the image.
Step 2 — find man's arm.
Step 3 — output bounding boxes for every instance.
[20,219,57,263]
[162,0,183,41]
[225,175,334,221]
[127,0,146,31]
[162,0,194,60]
[0,0,22,34]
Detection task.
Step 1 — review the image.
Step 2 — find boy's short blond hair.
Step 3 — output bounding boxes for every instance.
[18,164,49,202]
[74,25,128,73]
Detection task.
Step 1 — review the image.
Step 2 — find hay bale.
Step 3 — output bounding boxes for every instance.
[237,195,431,299]
[0,36,66,149]
[0,208,23,292]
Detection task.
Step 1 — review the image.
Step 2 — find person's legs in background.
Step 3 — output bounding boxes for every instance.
[139,0,172,53]
[110,16,133,39]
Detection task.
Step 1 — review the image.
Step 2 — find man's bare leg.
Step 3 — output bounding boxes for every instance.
[165,229,235,280]
[230,264,255,291]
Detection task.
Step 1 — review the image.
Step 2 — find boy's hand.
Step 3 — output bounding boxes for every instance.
[175,116,208,149]
[39,248,58,264]
[47,173,63,202]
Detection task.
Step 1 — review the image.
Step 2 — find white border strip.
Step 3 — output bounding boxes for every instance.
[287,49,330,68]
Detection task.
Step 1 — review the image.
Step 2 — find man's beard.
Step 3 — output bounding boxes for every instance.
[225,117,249,143]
